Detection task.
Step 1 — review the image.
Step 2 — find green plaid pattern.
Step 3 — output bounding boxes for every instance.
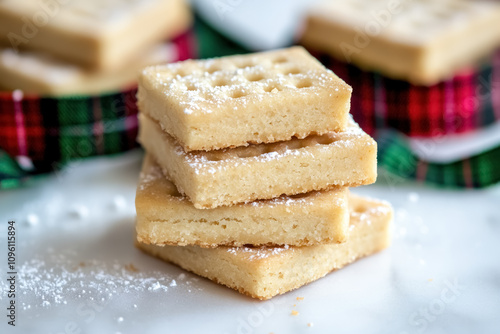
[0,89,140,190]
[378,130,500,188]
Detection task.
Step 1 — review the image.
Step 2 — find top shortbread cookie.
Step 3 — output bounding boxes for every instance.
[301,0,500,84]
[0,0,191,70]
[138,46,352,151]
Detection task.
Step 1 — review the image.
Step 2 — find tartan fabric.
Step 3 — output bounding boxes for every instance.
[312,50,500,138]
[0,29,196,189]
[378,130,500,188]
[308,48,500,188]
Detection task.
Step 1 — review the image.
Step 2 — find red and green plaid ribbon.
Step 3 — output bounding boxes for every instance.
[311,49,500,138]
[377,130,500,188]
[0,30,196,189]
[306,48,500,188]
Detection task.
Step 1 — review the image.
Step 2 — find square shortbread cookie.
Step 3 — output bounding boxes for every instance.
[138,114,377,209]
[0,0,191,70]
[300,0,500,85]
[0,42,176,96]
[136,154,350,247]
[137,46,352,151]
[136,194,393,300]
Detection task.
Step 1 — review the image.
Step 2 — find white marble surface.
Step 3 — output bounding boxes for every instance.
[1,151,499,334]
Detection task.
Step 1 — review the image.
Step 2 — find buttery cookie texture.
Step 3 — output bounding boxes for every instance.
[135,47,392,299]
[138,113,376,209]
[137,46,352,151]
[137,195,393,300]
[136,155,350,247]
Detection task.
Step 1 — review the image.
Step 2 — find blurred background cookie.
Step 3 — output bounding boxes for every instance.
[0,41,181,96]
[300,0,500,84]
[0,0,192,70]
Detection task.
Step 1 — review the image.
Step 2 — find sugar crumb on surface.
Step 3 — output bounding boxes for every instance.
[0,252,201,309]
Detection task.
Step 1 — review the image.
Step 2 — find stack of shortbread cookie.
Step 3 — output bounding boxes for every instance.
[135,47,393,300]
[0,0,191,95]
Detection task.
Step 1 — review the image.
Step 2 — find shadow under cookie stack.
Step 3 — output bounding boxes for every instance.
[134,47,393,300]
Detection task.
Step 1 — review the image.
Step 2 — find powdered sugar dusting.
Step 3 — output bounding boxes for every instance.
[248,190,345,208]
[349,195,393,230]
[139,157,184,198]
[227,244,293,261]
[0,252,200,310]
[138,164,164,191]
[141,47,350,115]
[250,194,314,207]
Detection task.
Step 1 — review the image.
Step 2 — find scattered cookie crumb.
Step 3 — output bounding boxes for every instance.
[126,264,138,272]
[293,304,296,307]
[308,323,314,327]
[428,278,433,282]
[291,310,299,316]
[296,297,305,301]
[125,263,139,272]
[72,261,87,271]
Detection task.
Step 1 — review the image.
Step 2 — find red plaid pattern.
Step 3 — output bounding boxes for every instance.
[0,30,196,173]
[311,50,500,138]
